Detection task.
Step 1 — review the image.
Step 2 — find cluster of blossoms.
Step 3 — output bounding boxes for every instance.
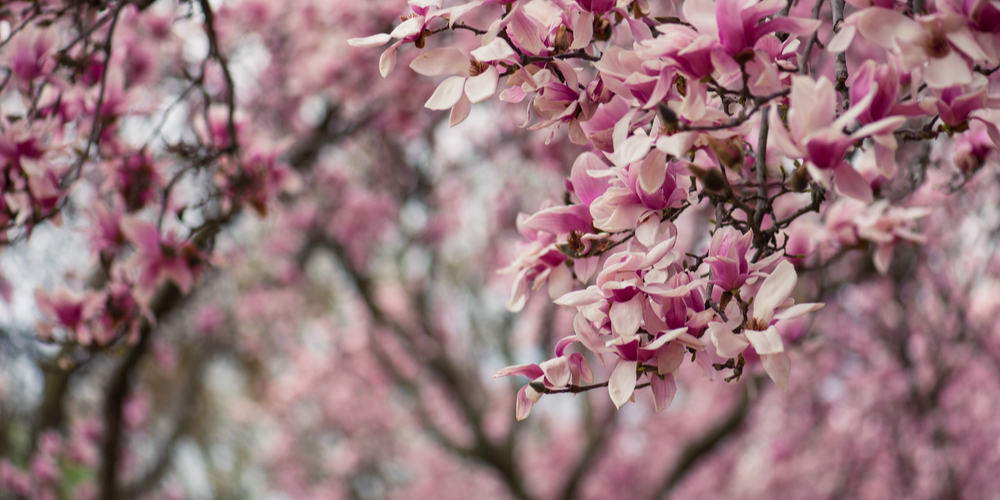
[353,0,1000,418]
[0,1,298,350]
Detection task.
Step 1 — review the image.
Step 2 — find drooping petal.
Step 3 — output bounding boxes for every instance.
[650,372,677,412]
[449,93,472,126]
[516,385,539,420]
[570,11,595,50]
[760,351,791,391]
[379,42,401,78]
[424,76,467,110]
[609,359,638,409]
[834,162,874,203]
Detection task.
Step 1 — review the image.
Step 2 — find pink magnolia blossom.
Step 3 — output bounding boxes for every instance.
[120,218,204,299]
[769,75,906,202]
[709,260,823,389]
[830,8,996,88]
[408,43,512,125]
[34,287,104,344]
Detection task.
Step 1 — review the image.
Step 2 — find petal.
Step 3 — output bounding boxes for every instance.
[923,51,974,88]
[449,93,472,126]
[390,16,425,39]
[379,42,400,78]
[425,76,467,110]
[570,12,594,50]
[650,373,678,412]
[772,302,825,321]
[637,149,668,195]
[465,65,498,103]
[516,385,537,420]
[873,243,893,274]
[540,357,572,387]
[760,351,791,391]
[120,218,161,252]
[410,48,471,76]
[745,325,785,355]
[609,295,643,337]
[495,363,545,379]
[471,39,516,62]
[556,287,605,306]
[834,162,874,203]
[753,260,797,324]
[347,33,392,48]
[641,327,690,351]
[710,322,750,358]
[609,359,638,409]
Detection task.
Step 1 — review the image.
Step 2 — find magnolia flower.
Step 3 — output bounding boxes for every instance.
[409,42,515,125]
[346,0,449,77]
[704,227,784,291]
[680,0,820,63]
[829,8,996,88]
[34,287,104,345]
[709,260,823,390]
[121,218,203,300]
[769,75,905,202]
[495,353,593,420]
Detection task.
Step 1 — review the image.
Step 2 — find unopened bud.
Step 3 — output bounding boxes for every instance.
[788,164,810,192]
[593,16,612,41]
[688,164,727,192]
[657,103,678,130]
[553,25,571,54]
[707,136,745,170]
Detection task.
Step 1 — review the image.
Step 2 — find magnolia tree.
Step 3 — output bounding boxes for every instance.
[1,0,999,499]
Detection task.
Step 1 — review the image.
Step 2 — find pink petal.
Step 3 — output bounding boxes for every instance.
[540,357,571,387]
[650,372,677,412]
[923,51,973,88]
[609,359,638,409]
[570,152,610,205]
[495,363,545,379]
[120,218,161,252]
[410,48,471,76]
[753,260,797,324]
[449,93,472,126]
[379,42,400,78]
[609,295,643,336]
[873,243,893,274]
[471,39,516,62]
[834,162,874,203]
[710,322,750,358]
[744,325,785,355]
[760,351,791,391]
[772,302,824,321]
[555,287,605,306]
[516,385,537,420]
[390,16,425,39]
[347,33,392,48]
[570,12,594,50]
[464,65,498,103]
[424,76,467,110]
